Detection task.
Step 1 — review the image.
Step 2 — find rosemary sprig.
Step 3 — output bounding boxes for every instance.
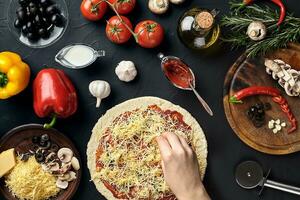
[221,1,300,57]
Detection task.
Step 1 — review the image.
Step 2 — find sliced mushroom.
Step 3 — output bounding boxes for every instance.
[71,157,80,171]
[148,0,169,14]
[60,162,72,174]
[170,0,185,4]
[45,152,56,163]
[56,179,69,189]
[58,173,71,181]
[57,148,73,163]
[49,162,60,172]
[66,171,77,182]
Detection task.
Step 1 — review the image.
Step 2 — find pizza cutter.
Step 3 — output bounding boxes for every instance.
[235,161,300,196]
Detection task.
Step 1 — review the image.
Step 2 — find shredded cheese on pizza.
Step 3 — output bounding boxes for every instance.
[94,106,194,199]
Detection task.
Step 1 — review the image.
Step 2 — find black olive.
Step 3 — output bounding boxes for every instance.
[255,103,264,110]
[264,103,271,111]
[38,28,50,38]
[50,143,59,152]
[21,25,28,34]
[249,106,257,113]
[35,152,45,163]
[41,141,51,149]
[40,0,53,7]
[29,6,38,15]
[14,19,23,28]
[51,14,63,27]
[46,5,58,15]
[46,23,54,32]
[26,21,35,31]
[39,6,45,15]
[27,32,39,41]
[39,140,46,147]
[29,2,36,8]
[17,10,27,21]
[32,136,40,144]
[246,110,254,119]
[19,0,29,7]
[41,134,50,142]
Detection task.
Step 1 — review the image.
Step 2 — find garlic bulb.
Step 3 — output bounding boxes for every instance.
[148,0,169,14]
[247,21,267,41]
[89,80,111,108]
[115,61,137,82]
[170,0,185,5]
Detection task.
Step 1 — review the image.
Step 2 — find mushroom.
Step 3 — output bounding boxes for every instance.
[56,179,69,189]
[170,0,185,4]
[45,152,56,163]
[57,148,73,163]
[148,0,169,14]
[58,173,71,181]
[71,157,80,171]
[48,162,60,172]
[89,80,111,108]
[60,162,72,174]
[115,61,138,82]
[66,171,77,182]
[247,21,267,41]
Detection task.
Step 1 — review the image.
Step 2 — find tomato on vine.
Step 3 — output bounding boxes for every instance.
[106,16,133,44]
[108,0,136,15]
[134,20,164,48]
[81,0,108,21]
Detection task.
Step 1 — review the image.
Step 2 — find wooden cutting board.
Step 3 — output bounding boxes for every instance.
[223,43,300,155]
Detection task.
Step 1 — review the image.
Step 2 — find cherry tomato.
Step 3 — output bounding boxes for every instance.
[106,16,133,44]
[80,0,108,21]
[134,20,164,48]
[108,0,136,15]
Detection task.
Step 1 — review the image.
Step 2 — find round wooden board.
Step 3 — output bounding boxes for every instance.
[223,45,300,155]
[0,124,82,200]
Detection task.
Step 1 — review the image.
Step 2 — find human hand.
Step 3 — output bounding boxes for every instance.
[156,132,211,200]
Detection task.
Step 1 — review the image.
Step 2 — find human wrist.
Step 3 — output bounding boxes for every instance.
[177,185,210,200]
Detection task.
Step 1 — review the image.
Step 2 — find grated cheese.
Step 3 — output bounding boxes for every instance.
[95,106,194,199]
[5,156,60,200]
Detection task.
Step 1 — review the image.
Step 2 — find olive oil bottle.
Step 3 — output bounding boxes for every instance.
[177,8,220,50]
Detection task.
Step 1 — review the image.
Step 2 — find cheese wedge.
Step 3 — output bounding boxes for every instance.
[0,148,16,178]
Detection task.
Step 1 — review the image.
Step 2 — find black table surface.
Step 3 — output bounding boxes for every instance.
[1,0,300,200]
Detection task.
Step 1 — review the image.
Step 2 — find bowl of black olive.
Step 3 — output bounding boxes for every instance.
[8,0,69,48]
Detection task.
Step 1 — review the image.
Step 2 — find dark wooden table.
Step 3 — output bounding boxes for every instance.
[1,0,300,200]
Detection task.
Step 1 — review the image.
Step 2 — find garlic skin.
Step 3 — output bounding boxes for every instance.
[247,21,267,41]
[89,80,111,108]
[170,0,185,5]
[115,61,137,82]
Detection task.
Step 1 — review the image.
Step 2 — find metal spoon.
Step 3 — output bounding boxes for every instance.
[158,53,213,116]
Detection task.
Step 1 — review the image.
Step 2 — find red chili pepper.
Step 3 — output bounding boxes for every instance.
[33,68,78,129]
[270,0,286,26]
[272,96,297,133]
[229,86,281,104]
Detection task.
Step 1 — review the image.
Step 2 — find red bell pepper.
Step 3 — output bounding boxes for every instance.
[33,68,78,129]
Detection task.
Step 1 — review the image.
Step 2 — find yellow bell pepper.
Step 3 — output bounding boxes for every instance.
[0,51,30,99]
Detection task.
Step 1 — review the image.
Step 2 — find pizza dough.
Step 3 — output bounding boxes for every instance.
[87,96,208,200]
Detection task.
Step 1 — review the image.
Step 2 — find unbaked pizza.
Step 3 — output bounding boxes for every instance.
[87,97,207,200]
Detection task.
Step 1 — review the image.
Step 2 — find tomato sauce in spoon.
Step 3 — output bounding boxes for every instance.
[162,58,194,89]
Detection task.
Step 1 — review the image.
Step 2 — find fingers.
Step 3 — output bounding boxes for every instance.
[162,132,183,150]
[156,135,172,159]
[178,136,191,151]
